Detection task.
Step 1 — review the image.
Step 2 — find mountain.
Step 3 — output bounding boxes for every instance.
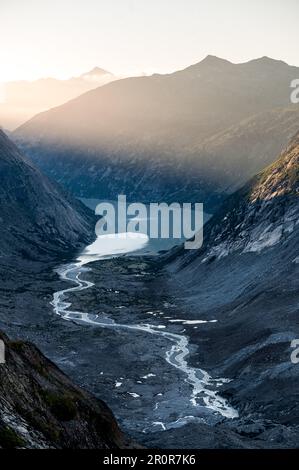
[0,128,95,260]
[163,132,299,438]
[184,107,299,193]
[14,56,299,211]
[169,130,298,266]
[0,67,115,130]
[0,131,137,449]
[0,330,134,449]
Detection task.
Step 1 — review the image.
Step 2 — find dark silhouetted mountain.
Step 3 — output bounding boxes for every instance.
[0,129,94,260]
[0,330,135,449]
[14,56,299,210]
[0,131,137,449]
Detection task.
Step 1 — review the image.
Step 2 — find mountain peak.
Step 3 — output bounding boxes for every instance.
[81,66,112,78]
[244,56,290,69]
[185,55,233,72]
[199,55,233,66]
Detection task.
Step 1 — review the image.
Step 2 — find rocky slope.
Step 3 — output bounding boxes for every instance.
[0,330,133,449]
[0,131,135,449]
[170,130,298,265]
[14,56,299,211]
[163,132,299,444]
[0,129,95,261]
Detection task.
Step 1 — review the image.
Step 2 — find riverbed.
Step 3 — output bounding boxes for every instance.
[51,231,238,437]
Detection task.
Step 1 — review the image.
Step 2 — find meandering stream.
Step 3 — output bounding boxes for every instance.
[51,232,238,431]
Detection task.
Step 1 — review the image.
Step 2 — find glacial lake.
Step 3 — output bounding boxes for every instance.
[80,198,211,255]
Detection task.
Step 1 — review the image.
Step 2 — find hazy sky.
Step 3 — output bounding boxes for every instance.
[1,0,298,81]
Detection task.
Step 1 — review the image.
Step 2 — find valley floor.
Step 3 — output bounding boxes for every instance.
[1,254,298,448]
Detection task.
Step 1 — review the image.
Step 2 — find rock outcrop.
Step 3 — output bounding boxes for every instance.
[0,330,134,449]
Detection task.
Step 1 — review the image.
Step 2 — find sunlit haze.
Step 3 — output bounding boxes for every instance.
[1,0,299,82]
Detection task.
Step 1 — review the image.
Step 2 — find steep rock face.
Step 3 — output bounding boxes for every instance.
[164,133,299,429]
[0,330,134,449]
[170,131,299,267]
[0,132,136,449]
[14,56,299,210]
[0,129,95,260]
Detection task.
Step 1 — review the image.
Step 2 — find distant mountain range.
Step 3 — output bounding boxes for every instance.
[0,67,116,130]
[14,56,299,212]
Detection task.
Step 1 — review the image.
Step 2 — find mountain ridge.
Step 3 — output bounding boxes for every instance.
[167,130,299,267]
[0,129,95,260]
[0,131,136,449]
[0,67,116,130]
[14,56,299,211]
[159,132,299,444]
